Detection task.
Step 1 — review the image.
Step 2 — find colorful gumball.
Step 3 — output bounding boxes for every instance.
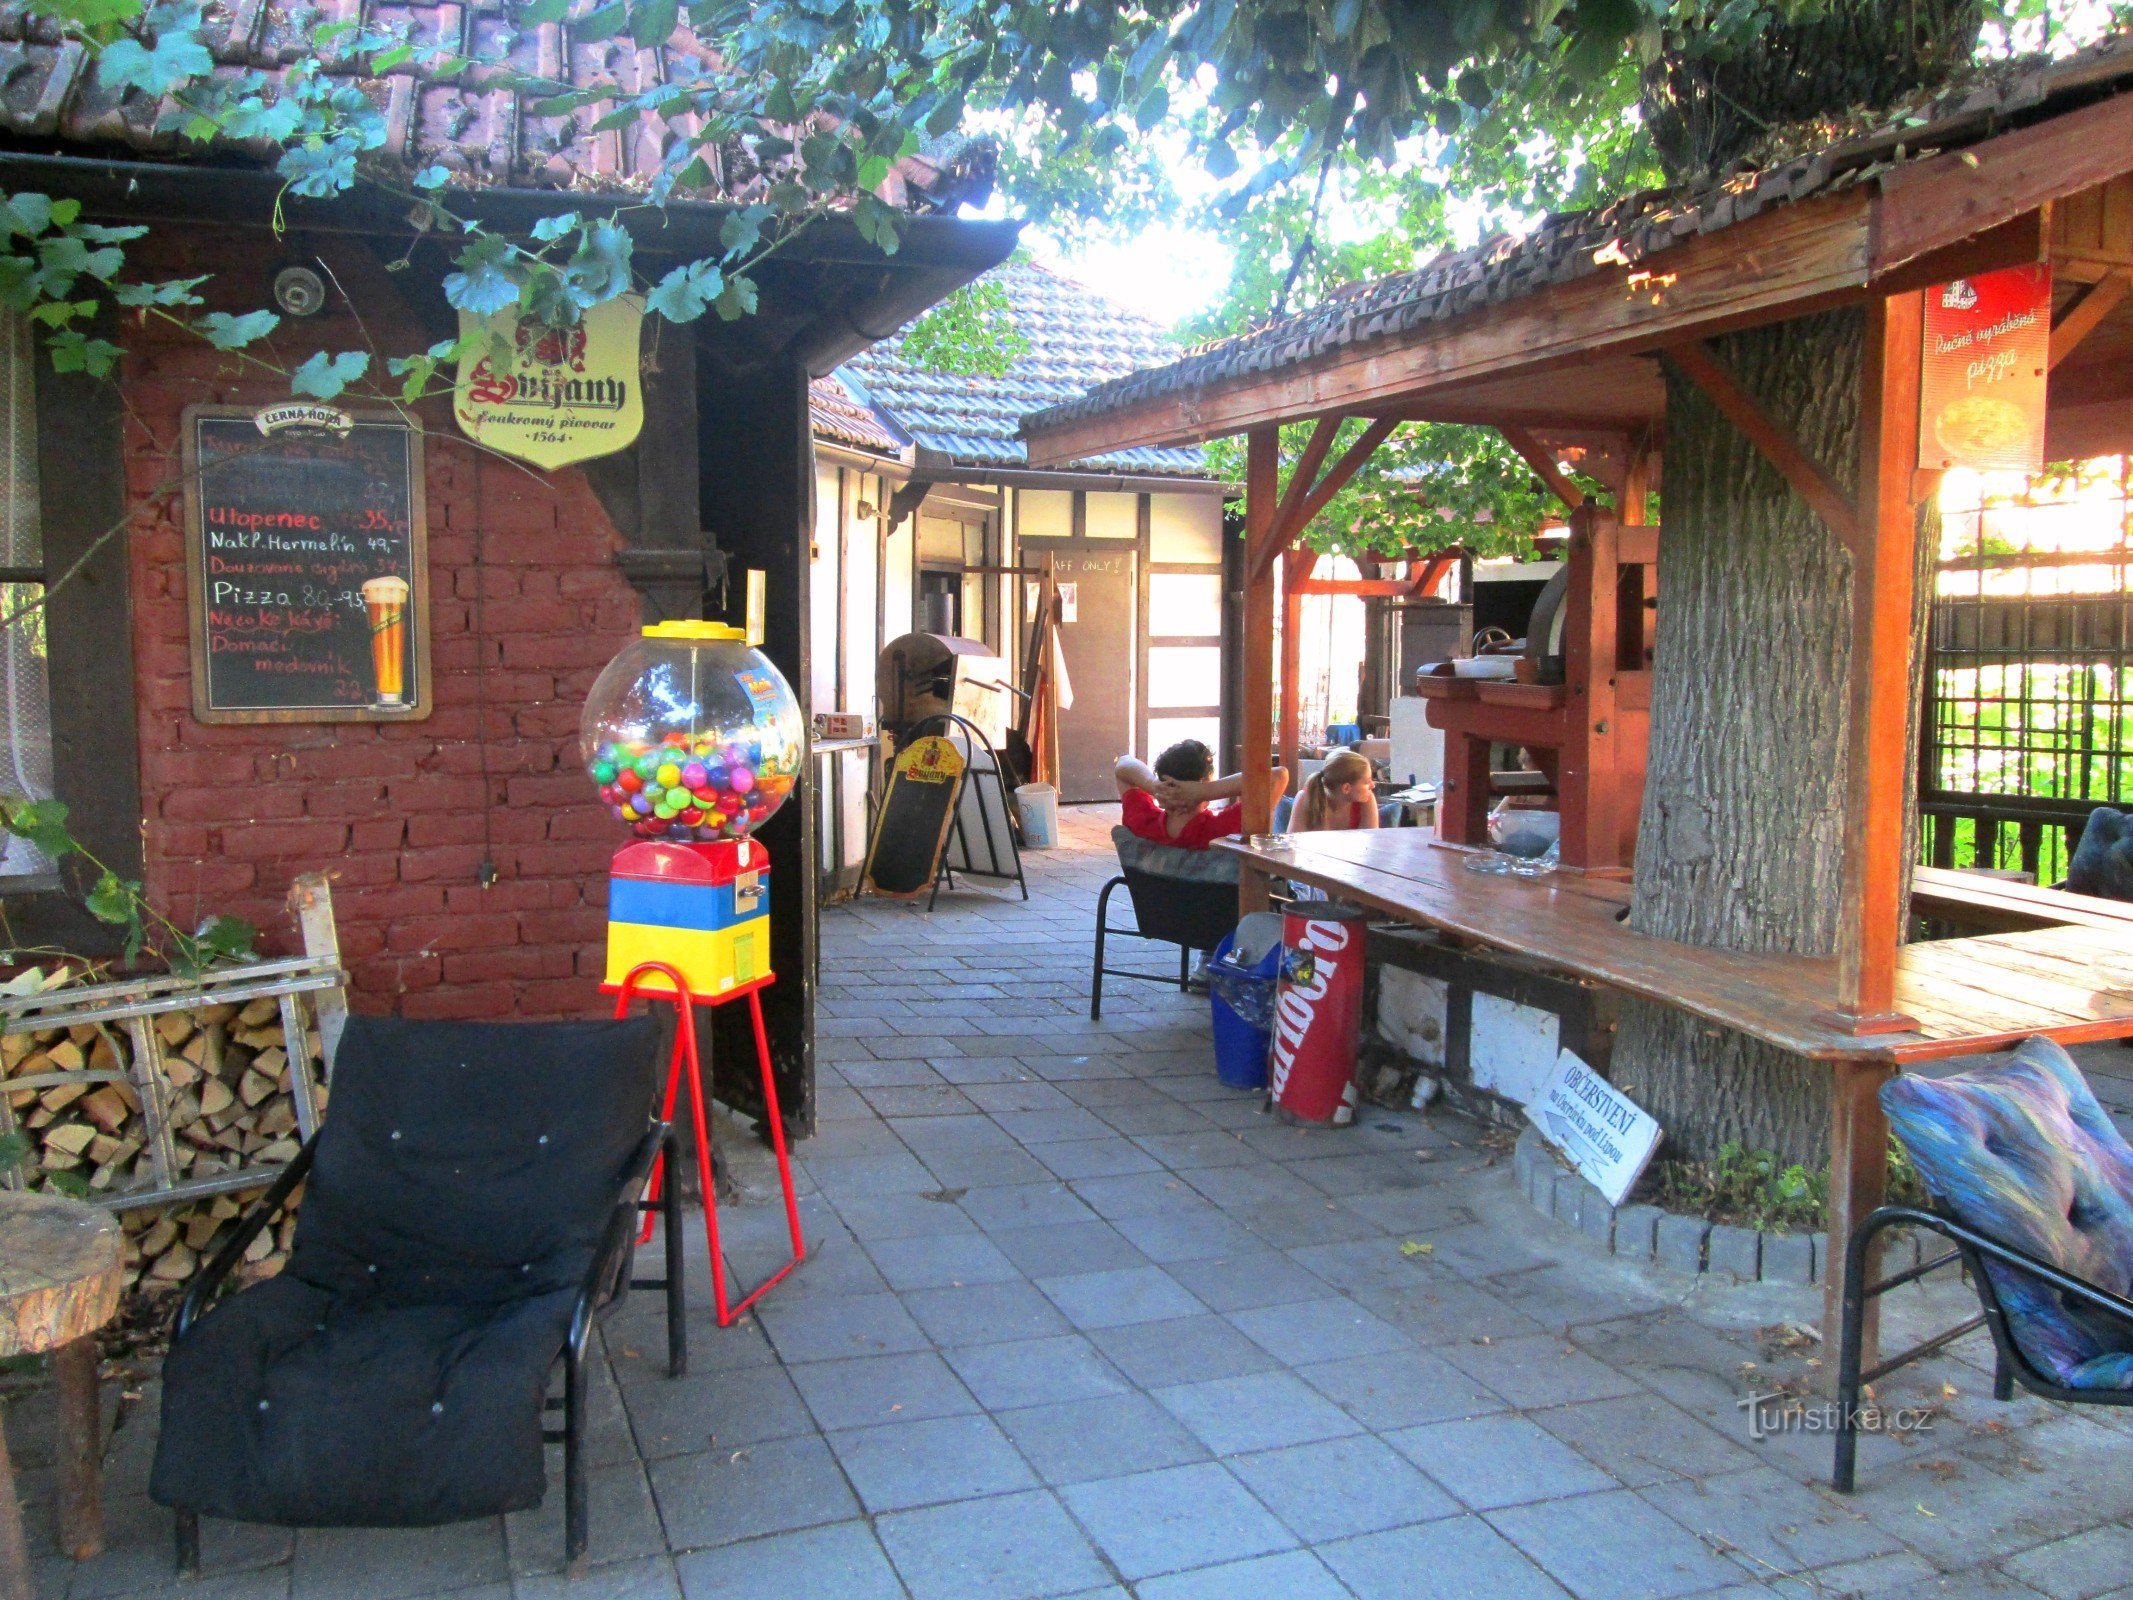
[730,767,756,794]
[681,761,707,788]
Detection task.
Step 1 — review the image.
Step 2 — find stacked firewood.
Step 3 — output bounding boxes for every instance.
[2,996,327,1298]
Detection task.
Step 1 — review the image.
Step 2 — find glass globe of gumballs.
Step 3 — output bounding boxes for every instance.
[580,623,804,844]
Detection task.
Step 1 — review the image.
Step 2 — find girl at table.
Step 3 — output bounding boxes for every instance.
[1290,748,1380,833]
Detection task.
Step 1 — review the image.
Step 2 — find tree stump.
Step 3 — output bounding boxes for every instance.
[0,1192,123,1597]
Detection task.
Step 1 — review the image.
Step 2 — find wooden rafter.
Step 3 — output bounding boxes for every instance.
[1499,424,1585,510]
[1250,416,1400,583]
[1269,417,1340,543]
[1663,340,1861,548]
[2049,270,2131,370]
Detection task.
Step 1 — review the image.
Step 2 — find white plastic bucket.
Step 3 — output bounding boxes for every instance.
[1014,783,1060,849]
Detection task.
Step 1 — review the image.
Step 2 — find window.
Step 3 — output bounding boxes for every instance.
[0,313,51,878]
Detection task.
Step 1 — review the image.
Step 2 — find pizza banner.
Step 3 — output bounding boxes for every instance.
[1919,264,2051,474]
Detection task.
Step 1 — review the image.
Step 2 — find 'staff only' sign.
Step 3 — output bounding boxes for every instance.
[1527,1049,1661,1208]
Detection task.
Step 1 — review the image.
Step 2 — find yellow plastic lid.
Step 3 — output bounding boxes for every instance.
[642,621,746,641]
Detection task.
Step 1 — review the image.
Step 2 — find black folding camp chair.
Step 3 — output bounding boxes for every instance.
[1091,826,1242,1019]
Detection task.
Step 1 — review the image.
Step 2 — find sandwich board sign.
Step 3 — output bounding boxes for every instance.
[1526,1049,1661,1208]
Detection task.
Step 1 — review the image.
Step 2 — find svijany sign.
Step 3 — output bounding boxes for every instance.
[1918,264,2051,474]
[453,295,646,469]
[1526,1049,1662,1208]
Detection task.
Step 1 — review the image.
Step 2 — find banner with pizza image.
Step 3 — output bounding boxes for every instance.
[1919,264,2051,474]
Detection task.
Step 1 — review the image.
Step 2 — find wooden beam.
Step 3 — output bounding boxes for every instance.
[1499,424,1585,510]
[1832,290,1928,1033]
[1824,1059,1895,1389]
[1279,546,1312,777]
[1250,417,1400,583]
[2049,270,2132,371]
[1664,339,1861,547]
[1021,186,1879,465]
[1874,91,2133,280]
[1240,426,1280,917]
[1873,210,2047,298]
[1270,417,1340,545]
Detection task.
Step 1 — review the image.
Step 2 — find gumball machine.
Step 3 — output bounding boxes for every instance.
[582,621,805,1001]
[585,619,809,1326]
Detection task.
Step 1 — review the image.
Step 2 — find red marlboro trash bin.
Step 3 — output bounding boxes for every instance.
[1268,904,1367,1125]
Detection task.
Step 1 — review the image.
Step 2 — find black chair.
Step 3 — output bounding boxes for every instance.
[150,1015,684,1573]
[1091,826,1242,1019]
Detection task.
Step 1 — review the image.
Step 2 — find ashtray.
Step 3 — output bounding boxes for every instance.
[1250,834,1293,852]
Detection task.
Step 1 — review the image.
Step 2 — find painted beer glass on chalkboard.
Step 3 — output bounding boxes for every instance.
[181,407,430,723]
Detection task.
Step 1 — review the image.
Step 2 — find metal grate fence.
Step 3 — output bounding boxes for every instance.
[1922,458,2133,884]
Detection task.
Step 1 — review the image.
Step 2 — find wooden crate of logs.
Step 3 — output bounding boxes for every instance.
[2,998,329,1297]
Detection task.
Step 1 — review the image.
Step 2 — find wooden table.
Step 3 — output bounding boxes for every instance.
[1911,864,2133,935]
[0,1193,122,1600]
[1220,829,2133,1355]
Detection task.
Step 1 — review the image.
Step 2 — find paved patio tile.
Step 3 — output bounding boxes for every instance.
[1130,1130,1261,1169]
[619,1366,815,1458]
[877,1489,1112,1600]
[993,1108,1116,1145]
[289,1522,509,1600]
[1639,1465,1909,1576]
[829,1192,982,1241]
[1488,1489,1747,1600]
[827,1413,1038,1513]
[1031,1138,1166,1181]
[997,1391,1212,1485]
[959,1182,1100,1233]
[1227,1297,1413,1366]
[673,1522,906,1600]
[787,1350,978,1431]
[1319,1517,1572,1600]
[862,1085,980,1119]
[944,1334,1135,1411]
[1107,1206,1263,1263]
[863,1231,1022,1291]
[1153,1370,1365,1456]
[1390,1414,1618,1510]
[754,1291,930,1364]
[1296,1349,1508,1429]
[1069,1171,1212,1219]
[1533,1393,1761,1488]
[1229,1433,1458,1543]
[519,1553,683,1600]
[505,1462,666,1576]
[2002,1520,2133,1599]
[904,1280,1073,1346]
[1134,1549,1354,1600]
[1436,1332,1644,1408]
[647,1434,860,1550]
[1165,1251,1332,1313]
[1090,1314,1281,1388]
[1061,1463,1298,1582]
[1241,1200,1387,1250]
[802,1153,942,1199]
[1036,1265,1206,1330]
[990,1220,1152,1277]
[917,1146,1060,1189]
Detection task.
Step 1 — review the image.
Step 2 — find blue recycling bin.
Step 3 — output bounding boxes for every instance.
[1209,912,1284,1090]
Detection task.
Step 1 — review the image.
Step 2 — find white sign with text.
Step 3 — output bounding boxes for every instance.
[1526,1049,1662,1208]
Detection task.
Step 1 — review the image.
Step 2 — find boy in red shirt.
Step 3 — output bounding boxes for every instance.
[1115,740,1290,849]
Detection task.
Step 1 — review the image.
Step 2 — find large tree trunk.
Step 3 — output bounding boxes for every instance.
[1617,0,1976,1167]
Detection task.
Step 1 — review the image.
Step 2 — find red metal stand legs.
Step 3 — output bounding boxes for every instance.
[610,963,806,1326]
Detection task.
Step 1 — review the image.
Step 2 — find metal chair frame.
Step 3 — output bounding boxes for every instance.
[1089,867,1239,1021]
[1833,1202,2133,1493]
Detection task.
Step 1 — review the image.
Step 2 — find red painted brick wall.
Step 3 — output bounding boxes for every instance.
[116,235,642,1019]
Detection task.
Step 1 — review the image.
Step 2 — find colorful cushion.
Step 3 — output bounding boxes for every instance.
[2066,806,2133,902]
[1881,1037,2133,1389]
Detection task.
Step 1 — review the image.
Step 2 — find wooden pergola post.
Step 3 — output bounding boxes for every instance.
[1821,288,1931,1373]
[1239,425,1280,915]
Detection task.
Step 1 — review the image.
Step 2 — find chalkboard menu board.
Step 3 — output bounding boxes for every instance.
[182,406,430,723]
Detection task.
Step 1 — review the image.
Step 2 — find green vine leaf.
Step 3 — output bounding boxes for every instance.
[443,235,522,316]
[290,349,369,399]
[645,259,722,322]
[95,29,212,95]
[193,308,280,349]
